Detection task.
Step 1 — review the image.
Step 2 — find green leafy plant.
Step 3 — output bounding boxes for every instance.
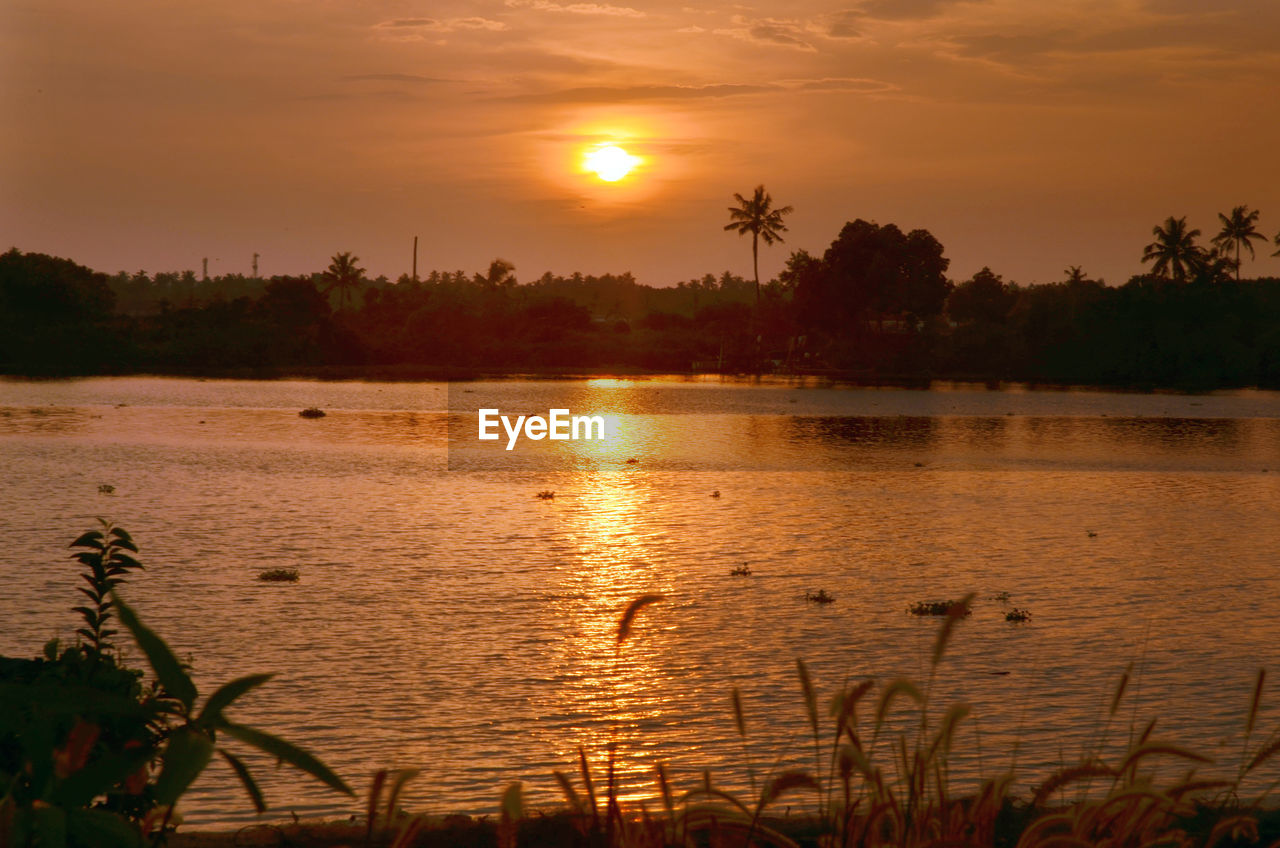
[69,522,145,655]
[0,524,353,848]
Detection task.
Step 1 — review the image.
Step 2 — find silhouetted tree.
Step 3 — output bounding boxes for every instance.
[1142,216,1205,282]
[1064,266,1087,284]
[476,258,517,290]
[948,267,1015,325]
[723,185,793,309]
[794,219,949,334]
[1212,205,1266,281]
[323,252,365,310]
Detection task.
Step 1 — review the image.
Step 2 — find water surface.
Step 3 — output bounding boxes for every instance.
[2,376,1278,828]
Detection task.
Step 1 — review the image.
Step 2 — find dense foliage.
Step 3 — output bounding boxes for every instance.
[4,209,1280,388]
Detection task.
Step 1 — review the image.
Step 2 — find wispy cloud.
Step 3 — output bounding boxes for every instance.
[505,0,645,18]
[373,17,508,37]
[713,16,817,51]
[502,77,899,104]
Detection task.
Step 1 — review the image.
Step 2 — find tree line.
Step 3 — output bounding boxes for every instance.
[3,200,1280,388]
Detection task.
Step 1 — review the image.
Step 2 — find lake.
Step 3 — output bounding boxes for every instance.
[2,376,1279,829]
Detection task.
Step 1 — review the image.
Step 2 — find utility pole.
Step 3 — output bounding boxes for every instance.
[202,257,208,280]
[252,253,259,278]
[412,236,418,283]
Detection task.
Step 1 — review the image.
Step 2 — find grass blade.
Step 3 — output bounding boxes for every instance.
[221,721,353,796]
[618,594,664,645]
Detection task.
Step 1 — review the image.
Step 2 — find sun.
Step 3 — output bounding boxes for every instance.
[584,145,640,182]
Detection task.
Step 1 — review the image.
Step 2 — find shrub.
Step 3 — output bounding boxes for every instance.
[0,522,352,847]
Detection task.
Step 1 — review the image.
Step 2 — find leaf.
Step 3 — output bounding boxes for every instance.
[32,804,68,848]
[198,674,274,727]
[108,552,143,571]
[54,746,153,808]
[108,528,139,552]
[758,770,820,809]
[617,594,664,644]
[385,768,420,823]
[69,531,105,549]
[154,727,215,805]
[65,808,145,848]
[501,781,524,821]
[218,747,266,814]
[113,595,198,711]
[874,679,924,733]
[221,722,353,796]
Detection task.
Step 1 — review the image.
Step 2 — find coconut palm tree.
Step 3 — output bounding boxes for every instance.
[1141,216,1205,282]
[323,251,365,310]
[724,185,794,309]
[1273,230,1280,258]
[1211,205,1266,281]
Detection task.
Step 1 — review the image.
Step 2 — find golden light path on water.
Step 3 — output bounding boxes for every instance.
[2,377,1280,827]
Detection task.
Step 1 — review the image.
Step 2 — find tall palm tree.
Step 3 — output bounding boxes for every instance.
[323,252,365,310]
[1141,216,1205,283]
[1211,205,1266,281]
[1272,230,1280,258]
[724,185,794,309]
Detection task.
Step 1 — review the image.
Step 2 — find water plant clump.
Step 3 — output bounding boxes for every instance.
[298,407,326,418]
[536,490,555,500]
[97,483,115,495]
[1006,607,1032,622]
[730,563,752,576]
[805,589,835,604]
[908,599,972,616]
[258,568,300,583]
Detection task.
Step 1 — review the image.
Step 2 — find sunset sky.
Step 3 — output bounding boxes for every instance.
[4,0,1279,287]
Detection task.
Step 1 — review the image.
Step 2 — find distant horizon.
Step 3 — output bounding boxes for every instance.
[11,219,1280,290]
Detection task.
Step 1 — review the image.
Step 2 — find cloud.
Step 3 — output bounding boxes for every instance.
[502,77,899,104]
[504,0,645,18]
[501,82,773,104]
[713,17,817,51]
[373,17,507,36]
[790,77,899,94]
[853,0,953,20]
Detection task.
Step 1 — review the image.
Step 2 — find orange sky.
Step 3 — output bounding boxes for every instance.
[4,0,1279,286]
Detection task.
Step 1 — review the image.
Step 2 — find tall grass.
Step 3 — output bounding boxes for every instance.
[503,593,1280,848]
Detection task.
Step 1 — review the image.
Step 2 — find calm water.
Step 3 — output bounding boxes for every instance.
[2,376,1279,829]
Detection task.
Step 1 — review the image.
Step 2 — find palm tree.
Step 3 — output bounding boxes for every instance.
[724,185,794,309]
[1141,216,1205,282]
[1211,205,1266,281]
[1064,265,1087,284]
[1273,230,1280,258]
[323,252,365,310]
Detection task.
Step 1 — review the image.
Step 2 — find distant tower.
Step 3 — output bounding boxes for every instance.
[412,236,419,282]
[202,257,208,280]
[252,253,259,277]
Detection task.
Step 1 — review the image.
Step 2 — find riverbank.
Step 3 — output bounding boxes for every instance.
[164,803,1280,847]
